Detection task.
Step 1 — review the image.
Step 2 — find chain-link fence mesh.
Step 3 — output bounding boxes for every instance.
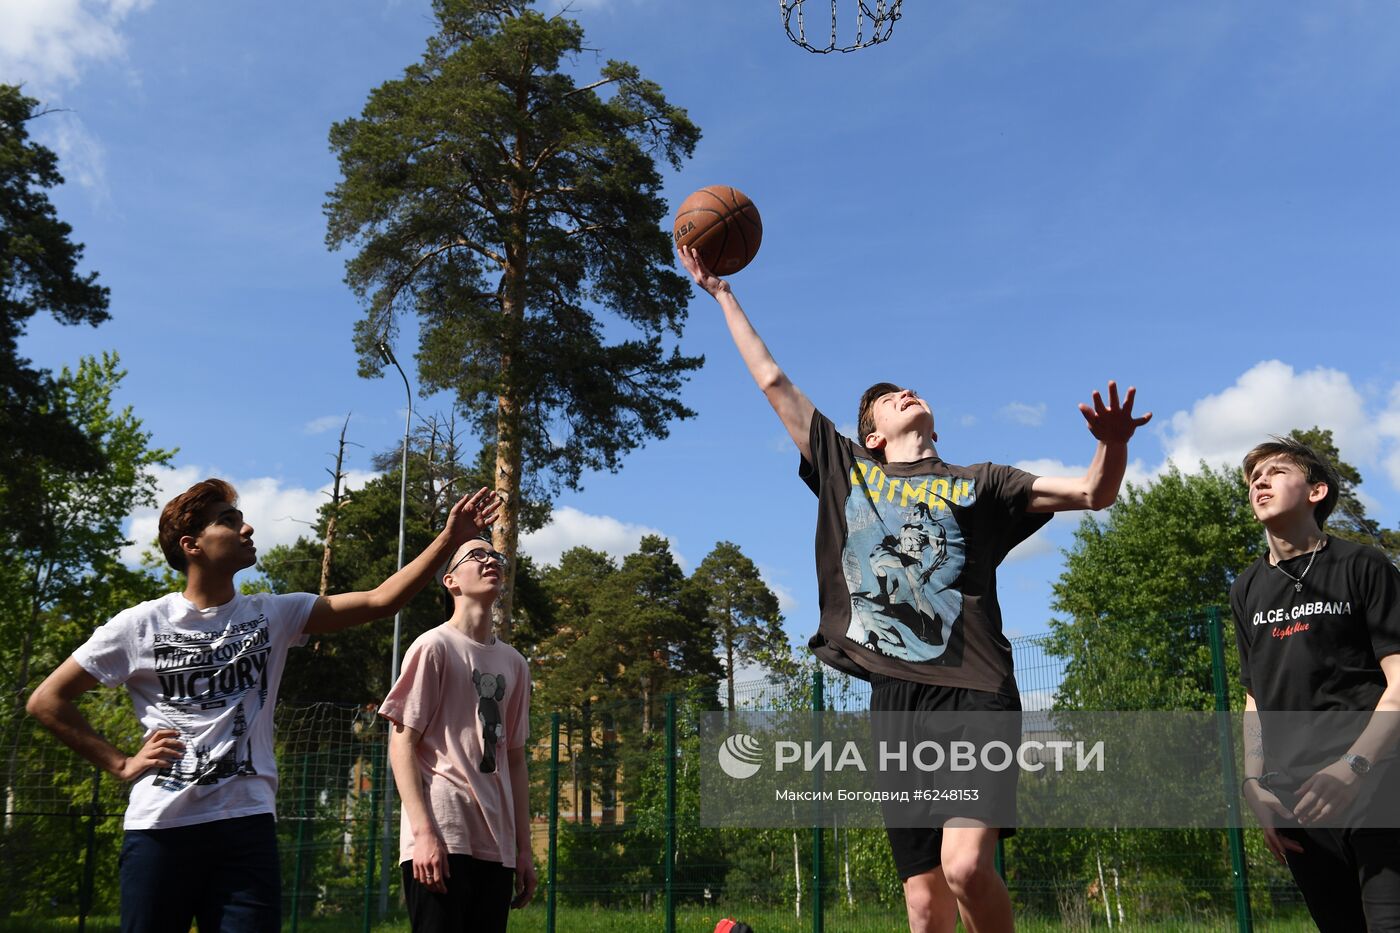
[0,615,1324,930]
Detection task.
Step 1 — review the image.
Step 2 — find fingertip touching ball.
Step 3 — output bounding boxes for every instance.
[673,185,763,275]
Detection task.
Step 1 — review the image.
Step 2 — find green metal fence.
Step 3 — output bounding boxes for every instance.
[0,612,1315,930]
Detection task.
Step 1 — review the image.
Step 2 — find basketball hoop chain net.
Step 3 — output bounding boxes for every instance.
[780,0,902,53]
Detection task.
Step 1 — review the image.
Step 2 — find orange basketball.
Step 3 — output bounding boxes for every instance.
[673,185,763,275]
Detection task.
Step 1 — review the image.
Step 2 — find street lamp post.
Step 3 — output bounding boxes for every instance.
[376,341,412,915]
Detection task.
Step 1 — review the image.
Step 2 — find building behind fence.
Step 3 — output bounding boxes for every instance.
[1,615,1310,930]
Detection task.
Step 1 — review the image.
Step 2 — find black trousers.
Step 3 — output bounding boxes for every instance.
[402,854,514,933]
[1279,827,1400,932]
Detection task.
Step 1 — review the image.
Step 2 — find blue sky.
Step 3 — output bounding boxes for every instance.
[6,0,1400,657]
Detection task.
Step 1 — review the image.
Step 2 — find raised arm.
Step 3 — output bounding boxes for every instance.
[1027,381,1152,513]
[678,246,816,461]
[27,657,185,781]
[304,487,501,634]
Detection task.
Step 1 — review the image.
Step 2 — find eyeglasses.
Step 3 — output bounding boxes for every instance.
[447,548,508,575]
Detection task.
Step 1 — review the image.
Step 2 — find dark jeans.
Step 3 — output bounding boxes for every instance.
[119,813,280,933]
[402,854,514,933]
[1280,826,1400,932]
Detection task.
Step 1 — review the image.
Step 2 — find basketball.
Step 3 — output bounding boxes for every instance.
[673,185,763,275]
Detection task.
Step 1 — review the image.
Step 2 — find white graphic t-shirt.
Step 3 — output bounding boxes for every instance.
[73,590,316,829]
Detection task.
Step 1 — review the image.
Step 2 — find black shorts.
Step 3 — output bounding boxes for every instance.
[870,674,1021,880]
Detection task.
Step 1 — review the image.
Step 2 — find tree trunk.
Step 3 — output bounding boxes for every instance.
[726,611,736,713]
[580,700,592,825]
[492,204,528,640]
[600,712,617,827]
[318,414,353,597]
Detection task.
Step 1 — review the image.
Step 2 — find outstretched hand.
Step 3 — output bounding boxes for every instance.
[443,487,503,545]
[677,245,731,298]
[1078,381,1152,444]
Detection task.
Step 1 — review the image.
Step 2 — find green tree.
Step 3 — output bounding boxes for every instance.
[1,85,112,551]
[260,414,549,703]
[2,353,175,725]
[1046,463,1261,712]
[529,546,619,713]
[325,0,703,636]
[0,354,172,917]
[1290,426,1400,563]
[692,540,791,711]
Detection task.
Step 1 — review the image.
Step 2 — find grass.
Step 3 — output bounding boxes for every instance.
[0,905,1322,932]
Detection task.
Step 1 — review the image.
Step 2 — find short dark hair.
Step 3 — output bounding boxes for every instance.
[158,479,238,572]
[1242,436,1340,527]
[857,382,903,448]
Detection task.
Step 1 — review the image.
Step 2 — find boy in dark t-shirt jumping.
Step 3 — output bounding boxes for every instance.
[1232,436,1400,931]
[680,246,1152,933]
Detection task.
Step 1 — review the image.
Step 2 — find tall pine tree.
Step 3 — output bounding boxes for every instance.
[325,0,702,635]
[1,85,112,552]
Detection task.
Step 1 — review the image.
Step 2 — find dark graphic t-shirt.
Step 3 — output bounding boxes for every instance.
[1232,537,1400,788]
[801,410,1050,693]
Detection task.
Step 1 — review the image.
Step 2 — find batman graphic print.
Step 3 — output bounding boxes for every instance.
[802,410,1049,693]
[842,468,970,662]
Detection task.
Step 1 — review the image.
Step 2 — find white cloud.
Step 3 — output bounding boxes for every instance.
[755,563,801,615]
[1021,689,1057,712]
[40,111,108,194]
[1,0,153,194]
[1006,525,1056,561]
[304,414,356,435]
[519,506,685,569]
[1160,360,1375,471]
[121,465,378,566]
[767,580,800,615]
[1016,362,1400,507]
[958,414,978,428]
[1001,401,1047,428]
[0,0,150,89]
[1380,385,1400,490]
[1013,457,1154,490]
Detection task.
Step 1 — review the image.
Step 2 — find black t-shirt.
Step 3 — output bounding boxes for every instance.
[1232,536,1400,713]
[800,410,1049,693]
[1232,537,1400,790]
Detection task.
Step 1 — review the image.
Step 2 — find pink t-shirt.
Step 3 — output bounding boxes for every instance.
[379,624,530,867]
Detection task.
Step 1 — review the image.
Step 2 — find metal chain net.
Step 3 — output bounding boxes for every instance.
[780,0,903,53]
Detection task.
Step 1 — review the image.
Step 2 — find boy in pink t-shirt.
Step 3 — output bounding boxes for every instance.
[380,536,534,932]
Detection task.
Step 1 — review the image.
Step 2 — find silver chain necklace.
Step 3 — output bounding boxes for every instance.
[1273,537,1325,593]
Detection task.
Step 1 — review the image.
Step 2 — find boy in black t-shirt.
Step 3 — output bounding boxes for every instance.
[680,247,1151,933]
[1232,437,1400,931]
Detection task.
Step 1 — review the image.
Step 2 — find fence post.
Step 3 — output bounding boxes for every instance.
[665,694,677,933]
[291,752,310,933]
[1208,606,1253,933]
[548,712,559,933]
[363,742,381,933]
[77,766,100,933]
[812,666,824,933]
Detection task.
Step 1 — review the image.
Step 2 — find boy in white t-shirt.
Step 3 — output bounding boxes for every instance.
[379,536,535,932]
[26,477,500,933]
